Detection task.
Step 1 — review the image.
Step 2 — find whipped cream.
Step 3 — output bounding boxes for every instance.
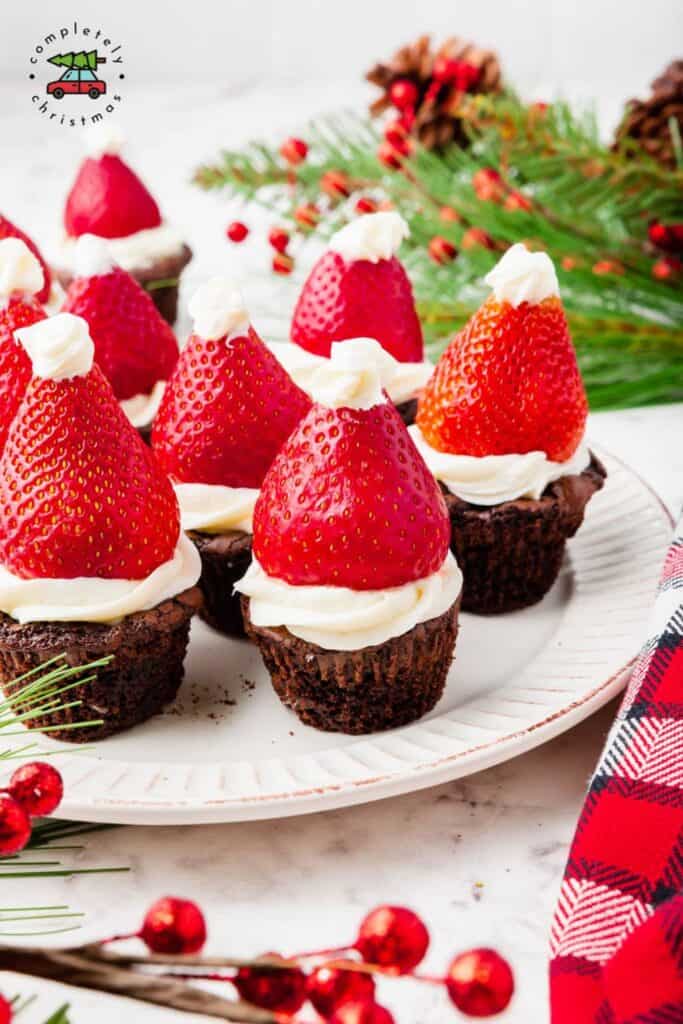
[188,278,250,341]
[329,211,409,263]
[84,121,125,158]
[174,483,259,534]
[0,533,200,624]
[59,224,185,273]
[16,313,94,381]
[485,243,559,306]
[236,552,462,651]
[268,339,432,407]
[73,233,114,277]
[409,425,590,505]
[0,239,44,303]
[44,279,66,316]
[120,379,167,430]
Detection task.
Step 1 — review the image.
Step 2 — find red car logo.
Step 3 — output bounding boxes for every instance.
[47,68,106,99]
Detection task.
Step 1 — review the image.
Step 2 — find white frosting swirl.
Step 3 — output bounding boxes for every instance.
[16,313,94,381]
[174,483,258,534]
[0,239,44,303]
[268,340,432,407]
[329,211,409,263]
[44,280,66,316]
[58,224,185,273]
[84,121,125,158]
[0,533,200,624]
[409,425,590,505]
[485,243,559,306]
[236,552,461,651]
[120,379,167,430]
[188,277,250,341]
[73,234,115,277]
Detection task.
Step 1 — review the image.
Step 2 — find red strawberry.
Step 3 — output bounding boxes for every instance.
[290,213,423,363]
[417,296,587,463]
[153,317,311,490]
[0,215,52,304]
[64,134,161,239]
[0,314,179,580]
[62,248,178,401]
[0,296,45,450]
[253,399,450,590]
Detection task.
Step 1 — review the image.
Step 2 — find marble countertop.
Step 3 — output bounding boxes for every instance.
[0,80,681,1023]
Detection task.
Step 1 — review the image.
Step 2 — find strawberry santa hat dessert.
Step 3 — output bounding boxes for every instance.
[56,124,191,324]
[411,243,606,615]
[272,211,432,425]
[236,344,463,734]
[62,234,179,434]
[0,313,201,740]
[152,278,311,638]
[0,213,57,309]
[0,239,47,450]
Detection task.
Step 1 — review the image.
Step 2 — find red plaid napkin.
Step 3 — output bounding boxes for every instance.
[549,520,683,1022]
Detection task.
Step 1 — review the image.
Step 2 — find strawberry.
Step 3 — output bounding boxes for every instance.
[253,400,450,590]
[0,297,45,451]
[417,294,587,462]
[0,215,52,305]
[65,154,161,240]
[290,213,423,363]
[62,247,178,401]
[0,315,179,580]
[153,321,311,490]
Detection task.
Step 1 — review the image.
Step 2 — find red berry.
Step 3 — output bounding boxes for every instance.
[461,227,495,250]
[355,197,378,215]
[321,170,351,198]
[592,259,624,276]
[377,142,404,169]
[329,1000,395,1024]
[439,205,460,223]
[354,906,429,975]
[227,221,249,243]
[0,994,11,1024]
[432,56,460,84]
[504,190,532,212]
[428,236,457,265]
[268,227,290,253]
[280,137,308,165]
[446,948,514,1017]
[648,221,670,248]
[233,955,307,1014]
[9,762,63,817]
[472,167,504,203]
[389,78,418,111]
[455,62,481,91]
[294,203,319,230]
[272,252,294,275]
[652,256,682,280]
[140,897,207,955]
[0,793,32,855]
[383,119,409,148]
[308,963,376,1016]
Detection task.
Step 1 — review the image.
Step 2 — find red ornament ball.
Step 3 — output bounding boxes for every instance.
[389,78,418,111]
[9,761,63,817]
[446,948,514,1017]
[234,955,307,1014]
[0,994,11,1024]
[428,236,457,265]
[0,793,31,855]
[308,963,376,1016]
[226,221,249,243]
[268,227,290,253]
[354,905,429,975]
[280,137,308,165]
[328,1000,395,1024]
[140,896,207,955]
[272,252,294,275]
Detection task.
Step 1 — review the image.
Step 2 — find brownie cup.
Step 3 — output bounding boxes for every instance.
[0,588,201,741]
[445,454,606,615]
[188,530,252,638]
[242,596,460,733]
[395,397,418,426]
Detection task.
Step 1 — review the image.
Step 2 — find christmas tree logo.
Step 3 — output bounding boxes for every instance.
[45,49,107,100]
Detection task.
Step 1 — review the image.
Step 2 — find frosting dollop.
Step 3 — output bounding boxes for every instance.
[72,233,115,277]
[329,211,409,263]
[188,277,250,341]
[58,223,186,273]
[84,121,125,159]
[485,243,559,307]
[409,425,590,505]
[120,379,167,429]
[268,339,432,407]
[236,552,462,651]
[307,338,395,410]
[16,313,94,381]
[0,532,201,624]
[174,483,259,534]
[0,239,44,303]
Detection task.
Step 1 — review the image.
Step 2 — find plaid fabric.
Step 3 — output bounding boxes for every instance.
[550,521,683,1022]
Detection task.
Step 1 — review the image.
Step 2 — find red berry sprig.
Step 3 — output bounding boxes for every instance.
[652,255,682,280]
[268,227,290,253]
[461,227,495,251]
[389,78,418,112]
[273,252,295,275]
[280,137,309,166]
[648,221,683,253]
[140,896,207,954]
[429,236,457,265]
[308,962,376,1016]
[226,221,249,243]
[0,793,31,856]
[0,761,65,856]
[321,170,351,199]
[354,905,430,975]
[355,197,378,215]
[472,168,505,203]
[294,203,320,230]
[234,955,308,1013]
[446,948,515,1016]
[329,1000,396,1024]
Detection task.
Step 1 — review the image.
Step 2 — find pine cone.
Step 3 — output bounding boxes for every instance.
[615,59,683,169]
[366,35,502,150]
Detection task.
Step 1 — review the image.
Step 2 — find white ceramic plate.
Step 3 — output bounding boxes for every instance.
[25,448,671,825]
